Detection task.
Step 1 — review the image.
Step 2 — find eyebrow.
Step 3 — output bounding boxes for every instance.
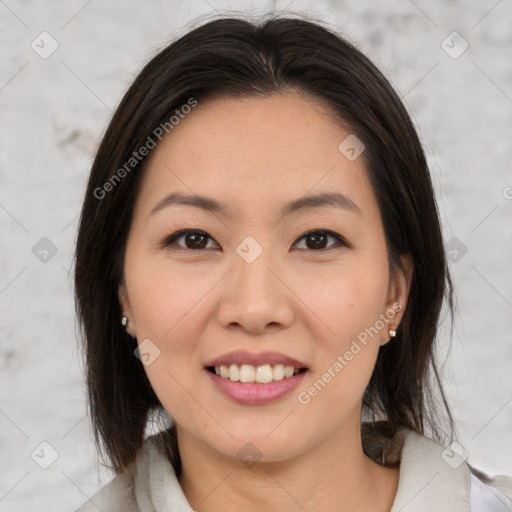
[149,191,360,218]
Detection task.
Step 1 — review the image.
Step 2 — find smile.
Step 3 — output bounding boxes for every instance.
[207,363,307,384]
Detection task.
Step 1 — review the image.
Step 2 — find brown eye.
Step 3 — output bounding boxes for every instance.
[183,232,209,249]
[294,230,347,251]
[161,229,348,252]
[162,230,218,250]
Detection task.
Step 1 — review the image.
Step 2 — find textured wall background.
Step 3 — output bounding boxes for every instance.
[1,1,511,510]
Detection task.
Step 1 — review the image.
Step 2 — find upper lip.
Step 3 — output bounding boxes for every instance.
[205,350,308,369]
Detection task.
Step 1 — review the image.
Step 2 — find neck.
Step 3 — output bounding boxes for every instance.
[177,420,399,512]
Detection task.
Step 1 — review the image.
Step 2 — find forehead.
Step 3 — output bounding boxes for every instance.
[135,92,377,221]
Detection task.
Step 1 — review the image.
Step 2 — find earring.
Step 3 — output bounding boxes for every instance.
[121,316,128,327]
[388,327,396,338]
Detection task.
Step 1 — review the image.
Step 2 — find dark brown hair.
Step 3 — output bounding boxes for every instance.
[74,13,455,474]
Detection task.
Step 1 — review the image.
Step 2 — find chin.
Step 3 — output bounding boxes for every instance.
[210,426,309,464]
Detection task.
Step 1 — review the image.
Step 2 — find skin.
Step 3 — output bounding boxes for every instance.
[119,91,413,511]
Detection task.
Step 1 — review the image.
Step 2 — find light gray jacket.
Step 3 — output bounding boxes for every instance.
[75,427,512,511]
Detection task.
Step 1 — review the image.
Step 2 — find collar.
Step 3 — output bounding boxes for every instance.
[382,428,471,511]
[81,424,476,511]
[135,424,472,511]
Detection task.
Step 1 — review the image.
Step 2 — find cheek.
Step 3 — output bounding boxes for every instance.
[295,258,390,345]
[294,301,383,424]
[126,253,214,353]
[292,261,388,407]
[124,256,215,421]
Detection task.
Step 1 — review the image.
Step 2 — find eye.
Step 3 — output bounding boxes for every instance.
[161,229,219,250]
[293,229,348,251]
[161,228,348,251]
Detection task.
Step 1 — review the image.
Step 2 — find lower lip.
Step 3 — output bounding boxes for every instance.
[205,369,308,405]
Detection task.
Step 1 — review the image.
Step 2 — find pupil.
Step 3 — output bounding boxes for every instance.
[308,233,326,249]
[187,233,206,249]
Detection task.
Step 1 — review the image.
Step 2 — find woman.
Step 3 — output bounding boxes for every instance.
[74,14,512,511]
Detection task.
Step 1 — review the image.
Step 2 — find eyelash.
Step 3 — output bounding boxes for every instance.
[160,228,350,252]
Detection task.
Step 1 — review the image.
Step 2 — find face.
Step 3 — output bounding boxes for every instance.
[119,92,412,463]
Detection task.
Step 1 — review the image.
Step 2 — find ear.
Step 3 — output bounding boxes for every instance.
[380,253,413,346]
[118,280,137,338]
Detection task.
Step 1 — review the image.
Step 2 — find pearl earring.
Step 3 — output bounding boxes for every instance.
[388,328,396,338]
[121,316,128,327]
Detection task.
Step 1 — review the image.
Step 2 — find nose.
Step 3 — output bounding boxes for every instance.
[216,248,295,335]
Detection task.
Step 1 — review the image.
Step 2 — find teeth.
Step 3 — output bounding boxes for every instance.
[239,364,255,383]
[273,363,285,380]
[228,364,240,382]
[212,363,303,383]
[256,364,273,384]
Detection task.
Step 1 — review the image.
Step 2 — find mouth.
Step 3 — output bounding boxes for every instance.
[204,350,309,383]
[206,364,308,384]
[203,350,309,405]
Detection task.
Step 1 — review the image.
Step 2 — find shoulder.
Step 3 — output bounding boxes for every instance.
[73,463,138,512]
[468,464,512,511]
[395,429,512,511]
[362,423,512,511]
[74,430,190,512]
